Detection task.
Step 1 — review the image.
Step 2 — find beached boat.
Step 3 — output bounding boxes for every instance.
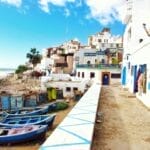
[0,125,47,144]
[2,105,49,117]
[0,114,56,128]
[45,102,57,112]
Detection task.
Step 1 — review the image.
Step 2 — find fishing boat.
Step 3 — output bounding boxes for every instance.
[2,105,49,117]
[0,125,47,144]
[44,102,57,112]
[0,114,56,128]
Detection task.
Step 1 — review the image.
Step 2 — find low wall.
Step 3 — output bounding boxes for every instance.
[40,82,101,150]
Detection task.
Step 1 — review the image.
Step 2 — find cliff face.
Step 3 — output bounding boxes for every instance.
[0,74,41,95]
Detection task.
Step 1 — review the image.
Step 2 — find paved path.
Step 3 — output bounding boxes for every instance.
[92,80,150,150]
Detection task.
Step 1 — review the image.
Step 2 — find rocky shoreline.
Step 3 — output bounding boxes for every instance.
[0,74,41,95]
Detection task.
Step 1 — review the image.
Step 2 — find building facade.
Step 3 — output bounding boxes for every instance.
[88,28,123,51]
[60,39,80,54]
[39,39,80,74]
[122,0,150,108]
[73,49,121,84]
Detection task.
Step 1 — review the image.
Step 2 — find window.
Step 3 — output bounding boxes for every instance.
[98,39,102,43]
[110,43,113,47]
[104,39,108,43]
[111,73,121,78]
[87,60,91,66]
[66,87,71,92]
[73,87,78,91]
[78,72,80,77]
[139,39,143,43]
[101,59,105,64]
[128,28,131,41]
[116,44,119,48]
[90,72,95,78]
[119,43,123,47]
[82,72,84,78]
[101,43,105,47]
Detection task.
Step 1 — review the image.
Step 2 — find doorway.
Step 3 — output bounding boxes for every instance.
[102,72,110,85]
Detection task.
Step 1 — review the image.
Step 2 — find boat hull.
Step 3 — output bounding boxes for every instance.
[0,125,47,144]
[4,106,49,117]
[0,114,56,128]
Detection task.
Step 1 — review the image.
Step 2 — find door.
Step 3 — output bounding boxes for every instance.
[102,73,109,85]
[121,67,126,85]
[133,65,137,93]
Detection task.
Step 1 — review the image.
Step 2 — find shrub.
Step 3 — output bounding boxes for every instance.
[55,102,69,111]
[15,65,28,74]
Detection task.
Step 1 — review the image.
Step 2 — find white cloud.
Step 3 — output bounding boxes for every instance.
[0,0,22,7]
[64,8,70,17]
[85,0,126,25]
[39,0,75,13]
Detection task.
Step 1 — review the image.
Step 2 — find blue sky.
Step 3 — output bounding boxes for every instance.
[0,0,125,68]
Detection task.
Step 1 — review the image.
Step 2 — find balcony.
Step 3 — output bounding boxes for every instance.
[76,64,121,69]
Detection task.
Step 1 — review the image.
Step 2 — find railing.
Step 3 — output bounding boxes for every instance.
[76,64,121,69]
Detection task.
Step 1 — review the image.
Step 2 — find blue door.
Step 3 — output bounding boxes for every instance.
[102,74,109,85]
[1,96,10,110]
[133,65,137,93]
[121,67,126,85]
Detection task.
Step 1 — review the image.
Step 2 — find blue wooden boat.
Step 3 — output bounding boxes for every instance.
[0,114,56,128]
[44,102,57,112]
[0,125,47,144]
[2,105,49,117]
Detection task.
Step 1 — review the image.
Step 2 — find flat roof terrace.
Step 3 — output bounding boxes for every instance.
[40,82,101,150]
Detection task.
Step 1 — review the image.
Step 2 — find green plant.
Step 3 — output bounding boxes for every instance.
[55,102,69,111]
[15,65,28,74]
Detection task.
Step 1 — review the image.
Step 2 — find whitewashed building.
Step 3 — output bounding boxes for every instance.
[73,49,121,84]
[61,39,80,54]
[88,28,123,51]
[73,49,107,68]
[121,0,150,108]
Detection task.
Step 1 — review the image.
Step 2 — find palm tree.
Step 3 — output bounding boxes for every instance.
[26,48,42,67]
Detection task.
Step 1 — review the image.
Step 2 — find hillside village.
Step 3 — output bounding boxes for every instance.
[34,27,123,76]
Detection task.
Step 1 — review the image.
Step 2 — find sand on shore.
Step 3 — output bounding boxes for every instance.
[92,79,150,150]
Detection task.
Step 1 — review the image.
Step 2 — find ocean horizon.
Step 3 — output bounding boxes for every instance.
[0,68,16,78]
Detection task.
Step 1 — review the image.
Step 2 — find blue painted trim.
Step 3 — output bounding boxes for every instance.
[121,66,126,85]
[148,82,150,90]
[60,122,92,127]
[67,115,94,123]
[41,142,89,149]
[58,127,90,144]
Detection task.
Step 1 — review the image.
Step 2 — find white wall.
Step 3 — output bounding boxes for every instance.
[45,81,88,97]
[122,0,150,108]
[76,68,121,84]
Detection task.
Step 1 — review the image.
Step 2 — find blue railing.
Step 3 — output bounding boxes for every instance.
[76,64,121,69]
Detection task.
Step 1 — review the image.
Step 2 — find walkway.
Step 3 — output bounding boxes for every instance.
[92,80,150,150]
[40,82,101,150]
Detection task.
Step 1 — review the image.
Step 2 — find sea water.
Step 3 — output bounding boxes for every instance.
[0,68,15,79]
